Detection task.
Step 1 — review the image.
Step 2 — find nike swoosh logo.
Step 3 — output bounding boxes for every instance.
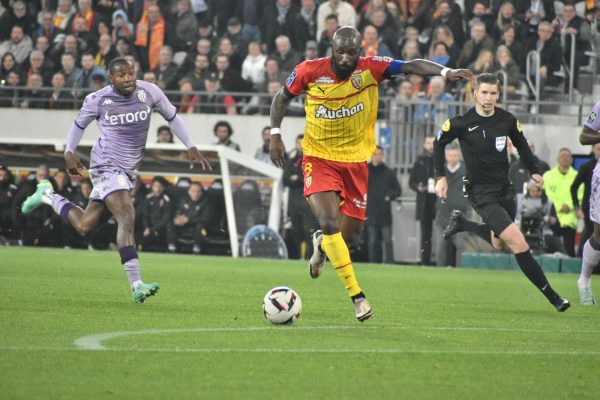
[468,126,479,132]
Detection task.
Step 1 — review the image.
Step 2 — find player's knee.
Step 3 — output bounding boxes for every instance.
[75,221,94,237]
[505,235,529,253]
[319,217,338,235]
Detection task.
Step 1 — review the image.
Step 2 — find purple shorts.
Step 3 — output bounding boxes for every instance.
[89,166,135,202]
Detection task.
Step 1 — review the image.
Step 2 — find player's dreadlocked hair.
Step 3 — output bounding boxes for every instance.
[108,57,133,75]
[473,73,500,90]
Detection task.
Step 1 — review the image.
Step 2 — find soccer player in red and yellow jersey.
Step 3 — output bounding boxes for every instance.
[269,27,472,321]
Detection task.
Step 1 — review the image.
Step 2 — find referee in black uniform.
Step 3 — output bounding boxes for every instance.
[433,73,570,311]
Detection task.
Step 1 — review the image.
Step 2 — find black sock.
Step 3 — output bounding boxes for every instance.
[461,219,493,245]
[514,250,560,304]
[351,292,365,303]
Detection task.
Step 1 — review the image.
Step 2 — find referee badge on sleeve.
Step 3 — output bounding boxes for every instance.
[441,119,450,132]
[495,136,507,152]
[516,119,522,132]
[588,112,597,124]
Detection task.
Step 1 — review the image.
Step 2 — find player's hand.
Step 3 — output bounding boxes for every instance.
[269,133,286,168]
[434,177,448,200]
[65,152,86,176]
[446,69,474,81]
[577,209,585,219]
[188,147,212,170]
[531,174,543,187]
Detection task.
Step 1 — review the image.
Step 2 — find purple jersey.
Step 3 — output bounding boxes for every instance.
[74,80,176,173]
[586,101,600,224]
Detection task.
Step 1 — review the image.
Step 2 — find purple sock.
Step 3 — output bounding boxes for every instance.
[119,246,141,286]
[50,194,76,223]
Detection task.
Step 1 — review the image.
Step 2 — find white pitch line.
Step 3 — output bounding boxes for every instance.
[1,346,600,357]
[72,325,600,351]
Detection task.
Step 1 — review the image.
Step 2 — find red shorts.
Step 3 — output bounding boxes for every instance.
[302,155,368,221]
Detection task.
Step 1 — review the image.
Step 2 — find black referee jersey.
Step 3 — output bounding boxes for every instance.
[433,106,539,203]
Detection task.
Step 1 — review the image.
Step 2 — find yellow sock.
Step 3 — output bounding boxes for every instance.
[321,232,362,297]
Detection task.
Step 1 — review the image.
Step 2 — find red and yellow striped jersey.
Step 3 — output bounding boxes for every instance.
[285,56,392,162]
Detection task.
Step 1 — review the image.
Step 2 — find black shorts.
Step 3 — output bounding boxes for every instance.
[469,183,516,237]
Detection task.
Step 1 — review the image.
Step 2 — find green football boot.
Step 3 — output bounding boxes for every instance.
[21,180,52,214]
[132,282,160,303]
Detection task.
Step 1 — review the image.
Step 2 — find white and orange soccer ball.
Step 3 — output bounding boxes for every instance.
[262,286,302,325]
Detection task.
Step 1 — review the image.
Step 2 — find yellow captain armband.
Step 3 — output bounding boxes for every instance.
[516,119,522,133]
[441,119,450,132]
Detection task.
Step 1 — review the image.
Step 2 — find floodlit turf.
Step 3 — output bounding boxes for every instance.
[1,247,599,400]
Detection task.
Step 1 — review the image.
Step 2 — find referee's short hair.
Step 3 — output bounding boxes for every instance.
[473,73,500,90]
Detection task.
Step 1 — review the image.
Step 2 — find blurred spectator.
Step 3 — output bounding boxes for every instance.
[263,0,300,53]
[185,53,210,89]
[242,42,267,90]
[303,40,318,61]
[19,73,46,109]
[213,120,240,150]
[134,4,168,71]
[143,70,157,84]
[491,1,519,42]
[91,73,106,90]
[524,21,563,91]
[49,169,75,248]
[317,0,357,42]
[34,36,52,59]
[493,45,521,95]
[21,50,54,86]
[457,21,496,68]
[509,139,550,195]
[214,53,251,93]
[153,46,179,90]
[558,3,592,89]
[400,0,436,32]
[197,72,237,114]
[0,25,33,65]
[429,41,452,68]
[517,0,556,39]
[261,57,287,91]
[433,144,469,266]
[173,0,198,52]
[94,34,117,69]
[70,14,98,54]
[47,71,76,109]
[318,13,339,58]
[34,11,62,45]
[167,182,212,254]
[66,0,103,38]
[140,177,171,252]
[362,25,392,58]
[54,0,76,31]
[467,1,494,34]
[0,165,17,242]
[60,52,83,88]
[273,35,301,75]
[468,48,495,74]
[254,126,275,165]
[401,39,422,61]
[416,76,455,125]
[197,21,218,44]
[0,71,21,107]
[430,25,460,67]
[500,25,525,72]
[283,134,318,259]
[543,148,580,257]
[516,182,566,254]
[430,0,466,48]
[1,52,20,83]
[293,0,318,52]
[157,125,174,143]
[367,9,399,55]
[241,0,263,43]
[179,38,212,76]
[217,36,243,72]
[399,25,427,57]
[571,143,600,256]
[210,0,242,38]
[80,52,107,90]
[0,1,37,39]
[178,77,198,113]
[409,136,437,265]
[111,9,134,44]
[50,34,82,66]
[224,17,248,60]
[366,147,402,264]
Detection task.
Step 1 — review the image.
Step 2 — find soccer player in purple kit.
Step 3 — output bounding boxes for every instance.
[21,57,211,303]
[577,101,600,305]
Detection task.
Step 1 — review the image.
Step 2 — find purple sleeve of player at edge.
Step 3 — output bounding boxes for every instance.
[584,101,600,132]
[169,115,195,149]
[65,92,100,154]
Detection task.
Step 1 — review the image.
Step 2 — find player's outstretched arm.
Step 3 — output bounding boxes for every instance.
[400,59,473,81]
[169,115,212,170]
[580,125,600,145]
[64,122,87,176]
[269,87,294,168]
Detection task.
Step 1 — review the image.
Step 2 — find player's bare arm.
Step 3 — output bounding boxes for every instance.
[400,59,474,81]
[580,125,600,145]
[269,87,294,168]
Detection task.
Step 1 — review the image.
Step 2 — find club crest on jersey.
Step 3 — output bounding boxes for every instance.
[588,112,597,124]
[137,89,147,103]
[351,75,363,90]
[305,176,312,188]
[286,70,297,87]
[495,136,507,152]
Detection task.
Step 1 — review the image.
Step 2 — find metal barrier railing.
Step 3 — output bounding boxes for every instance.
[526,50,541,105]
[567,31,576,100]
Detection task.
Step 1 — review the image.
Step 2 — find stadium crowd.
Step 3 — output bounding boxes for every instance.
[0,0,596,263]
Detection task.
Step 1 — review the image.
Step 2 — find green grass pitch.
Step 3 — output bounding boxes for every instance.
[1,247,599,399]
